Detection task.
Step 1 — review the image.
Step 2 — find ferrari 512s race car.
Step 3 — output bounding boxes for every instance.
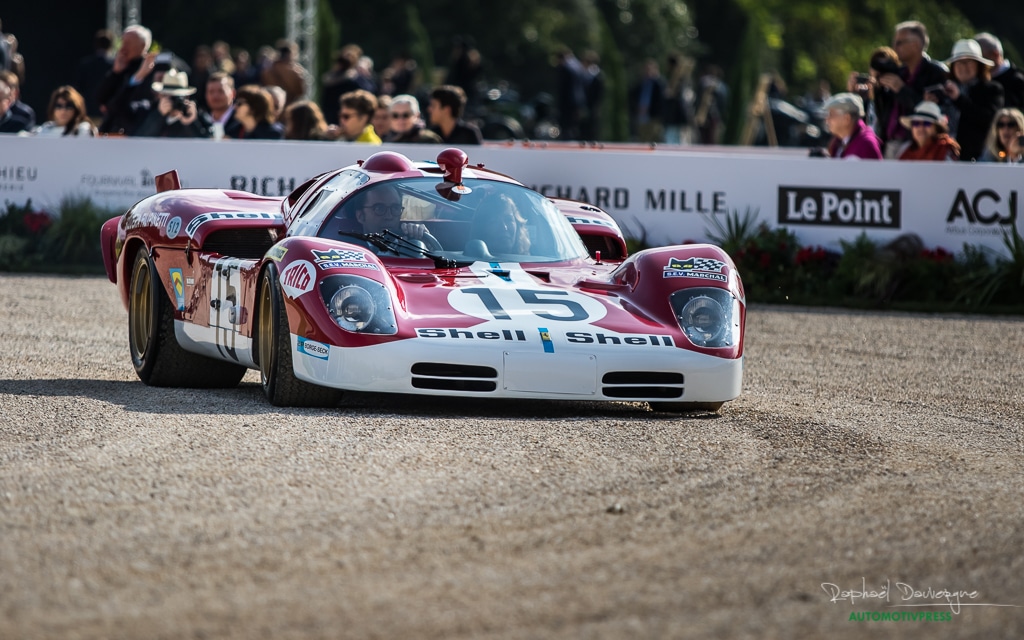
[100,148,745,411]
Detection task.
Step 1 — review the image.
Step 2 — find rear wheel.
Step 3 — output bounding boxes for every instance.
[128,247,246,387]
[650,401,724,413]
[256,265,344,407]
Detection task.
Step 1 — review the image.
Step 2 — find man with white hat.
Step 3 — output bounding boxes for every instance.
[135,68,211,138]
[823,92,882,159]
[942,38,1004,161]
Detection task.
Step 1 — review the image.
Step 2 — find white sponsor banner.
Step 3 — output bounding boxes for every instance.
[1,135,1020,255]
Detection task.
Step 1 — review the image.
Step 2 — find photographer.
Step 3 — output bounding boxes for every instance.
[848,47,901,144]
[134,68,211,138]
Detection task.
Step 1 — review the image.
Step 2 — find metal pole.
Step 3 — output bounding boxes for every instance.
[126,0,141,26]
[107,0,123,36]
[286,0,318,99]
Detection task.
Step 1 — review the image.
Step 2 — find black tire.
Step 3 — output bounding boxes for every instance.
[128,247,247,388]
[256,265,344,408]
[650,401,725,413]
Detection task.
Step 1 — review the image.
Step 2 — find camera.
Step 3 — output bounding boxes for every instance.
[855,74,871,85]
[870,57,901,76]
[169,96,189,112]
[923,84,946,100]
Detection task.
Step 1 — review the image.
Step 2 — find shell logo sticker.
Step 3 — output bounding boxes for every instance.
[280,260,316,298]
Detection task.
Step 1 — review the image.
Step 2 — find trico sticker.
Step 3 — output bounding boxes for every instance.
[663,257,727,282]
[169,268,186,311]
[165,216,182,239]
[297,337,329,360]
[280,260,316,298]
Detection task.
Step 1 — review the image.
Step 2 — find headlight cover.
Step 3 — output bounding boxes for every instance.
[319,274,397,334]
[669,287,740,348]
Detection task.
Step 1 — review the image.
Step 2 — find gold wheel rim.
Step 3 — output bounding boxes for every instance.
[258,277,274,384]
[129,258,152,359]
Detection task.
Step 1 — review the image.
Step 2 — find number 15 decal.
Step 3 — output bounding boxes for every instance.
[453,287,606,322]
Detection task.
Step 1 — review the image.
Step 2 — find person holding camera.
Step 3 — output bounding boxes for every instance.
[134,69,211,138]
[869,21,950,158]
[979,108,1024,163]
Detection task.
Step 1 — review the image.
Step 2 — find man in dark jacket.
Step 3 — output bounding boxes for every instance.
[428,85,482,145]
[97,25,157,135]
[876,21,949,158]
[975,32,1024,111]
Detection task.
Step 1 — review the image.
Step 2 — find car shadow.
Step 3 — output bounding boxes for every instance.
[0,378,722,421]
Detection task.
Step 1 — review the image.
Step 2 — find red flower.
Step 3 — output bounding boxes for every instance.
[22,211,52,235]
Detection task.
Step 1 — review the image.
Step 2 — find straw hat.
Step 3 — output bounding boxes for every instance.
[899,101,948,132]
[151,69,197,96]
[945,39,993,67]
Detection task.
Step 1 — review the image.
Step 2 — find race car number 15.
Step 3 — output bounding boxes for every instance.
[451,287,607,323]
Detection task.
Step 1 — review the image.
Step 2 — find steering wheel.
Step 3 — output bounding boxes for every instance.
[418,229,444,253]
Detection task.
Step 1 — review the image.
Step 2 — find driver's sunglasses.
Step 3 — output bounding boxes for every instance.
[365,203,403,218]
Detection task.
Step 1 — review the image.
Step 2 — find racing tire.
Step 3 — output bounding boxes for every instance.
[128,247,247,388]
[649,401,724,413]
[256,265,344,408]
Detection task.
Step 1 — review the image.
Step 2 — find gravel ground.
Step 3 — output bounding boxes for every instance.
[1,273,1022,640]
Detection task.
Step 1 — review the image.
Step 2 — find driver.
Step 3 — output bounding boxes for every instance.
[342,184,435,254]
[471,193,531,254]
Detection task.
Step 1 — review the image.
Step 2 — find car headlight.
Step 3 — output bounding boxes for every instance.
[669,288,739,348]
[319,275,397,334]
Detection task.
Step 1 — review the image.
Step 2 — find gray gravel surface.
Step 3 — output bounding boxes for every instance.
[1,274,1022,639]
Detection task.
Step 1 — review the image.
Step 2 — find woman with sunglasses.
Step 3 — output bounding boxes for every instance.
[979,108,1024,163]
[384,94,441,144]
[896,101,960,161]
[26,86,95,137]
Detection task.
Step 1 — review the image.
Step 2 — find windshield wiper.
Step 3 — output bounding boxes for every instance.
[338,229,461,268]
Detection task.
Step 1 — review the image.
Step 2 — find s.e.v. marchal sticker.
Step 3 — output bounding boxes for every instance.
[663,256,727,282]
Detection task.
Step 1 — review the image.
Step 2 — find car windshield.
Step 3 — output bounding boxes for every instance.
[316,177,589,263]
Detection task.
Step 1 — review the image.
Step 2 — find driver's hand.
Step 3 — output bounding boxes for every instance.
[401,222,427,240]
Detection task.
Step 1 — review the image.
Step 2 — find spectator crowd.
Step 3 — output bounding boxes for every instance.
[826,20,1024,162]
[2,14,1023,163]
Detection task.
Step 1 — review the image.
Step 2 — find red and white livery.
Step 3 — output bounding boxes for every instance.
[101,149,745,410]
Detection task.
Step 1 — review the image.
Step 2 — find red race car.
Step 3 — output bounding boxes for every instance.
[101,148,745,410]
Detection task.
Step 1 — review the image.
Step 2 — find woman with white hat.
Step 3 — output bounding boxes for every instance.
[941,38,1004,161]
[896,101,960,161]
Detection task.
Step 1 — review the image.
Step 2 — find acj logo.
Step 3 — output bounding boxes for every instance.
[947,189,1017,225]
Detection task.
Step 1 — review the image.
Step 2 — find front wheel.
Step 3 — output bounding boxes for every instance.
[256,265,344,407]
[128,246,246,387]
